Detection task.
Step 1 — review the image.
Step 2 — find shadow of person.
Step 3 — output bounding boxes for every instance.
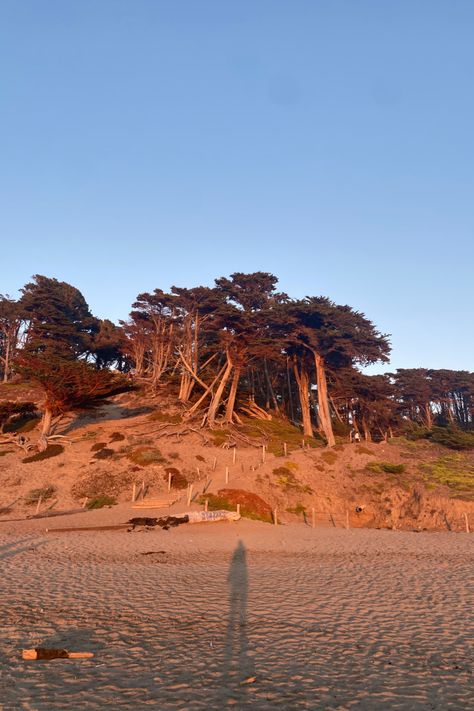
[222,540,255,697]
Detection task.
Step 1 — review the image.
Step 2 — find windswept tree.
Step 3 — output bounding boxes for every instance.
[0,296,26,382]
[17,275,125,448]
[270,298,390,445]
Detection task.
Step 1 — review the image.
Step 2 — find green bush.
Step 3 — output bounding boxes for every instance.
[366,461,406,474]
[127,446,166,466]
[24,485,56,505]
[420,455,474,498]
[430,426,474,450]
[86,495,117,509]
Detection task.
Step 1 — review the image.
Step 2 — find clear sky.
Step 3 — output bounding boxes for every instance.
[1,1,473,373]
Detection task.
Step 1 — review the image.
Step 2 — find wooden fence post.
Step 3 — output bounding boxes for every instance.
[346,509,350,530]
[274,508,278,526]
[311,507,315,529]
[187,484,193,506]
[464,512,470,533]
[283,442,287,457]
[225,466,229,484]
[232,448,236,465]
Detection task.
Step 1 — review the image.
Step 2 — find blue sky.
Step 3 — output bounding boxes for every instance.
[1,1,473,373]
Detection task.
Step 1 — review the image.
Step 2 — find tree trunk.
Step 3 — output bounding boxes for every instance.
[314,352,335,447]
[2,337,11,382]
[207,356,233,427]
[292,358,313,437]
[38,406,53,451]
[224,366,241,423]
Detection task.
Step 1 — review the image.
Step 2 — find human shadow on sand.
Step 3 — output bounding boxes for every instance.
[222,540,255,701]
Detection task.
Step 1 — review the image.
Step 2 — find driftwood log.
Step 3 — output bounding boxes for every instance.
[23,648,94,660]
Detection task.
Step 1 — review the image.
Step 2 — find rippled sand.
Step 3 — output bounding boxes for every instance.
[1,518,473,710]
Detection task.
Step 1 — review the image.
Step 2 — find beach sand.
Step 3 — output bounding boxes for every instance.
[0,511,473,710]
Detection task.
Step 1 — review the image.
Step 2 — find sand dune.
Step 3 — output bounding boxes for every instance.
[1,518,473,709]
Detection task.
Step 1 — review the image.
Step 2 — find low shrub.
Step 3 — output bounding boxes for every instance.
[430,426,474,451]
[163,467,188,489]
[198,488,273,522]
[366,461,406,474]
[86,495,117,509]
[286,503,307,515]
[109,432,125,442]
[238,417,324,456]
[127,446,166,466]
[321,451,338,465]
[272,466,313,493]
[22,445,64,463]
[91,442,106,451]
[93,448,115,460]
[24,485,56,505]
[71,469,144,500]
[420,455,474,498]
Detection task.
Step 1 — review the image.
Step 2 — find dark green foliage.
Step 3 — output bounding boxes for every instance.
[420,455,474,498]
[93,448,115,459]
[164,467,188,489]
[91,442,106,451]
[272,466,313,493]
[128,446,166,466]
[22,445,64,463]
[86,495,117,509]
[430,426,474,450]
[197,488,273,522]
[286,503,307,515]
[366,461,406,474]
[24,485,56,505]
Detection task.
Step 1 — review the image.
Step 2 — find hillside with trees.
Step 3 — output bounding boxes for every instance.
[0,273,473,530]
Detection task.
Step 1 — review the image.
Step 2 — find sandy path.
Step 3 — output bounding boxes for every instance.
[0,520,473,710]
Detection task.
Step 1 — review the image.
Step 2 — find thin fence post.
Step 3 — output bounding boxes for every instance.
[212,457,217,471]
[132,483,137,502]
[35,495,43,516]
[283,442,287,457]
[274,508,278,526]
[225,466,229,484]
[346,509,350,530]
[311,507,315,529]
[236,503,241,516]
[204,499,208,512]
[262,445,266,464]
[302,439,305,449]
[168,472,172,492]
[187,484,193,506]
[233,448,236,465]
[464,512,470,533]
[82,497,88,509]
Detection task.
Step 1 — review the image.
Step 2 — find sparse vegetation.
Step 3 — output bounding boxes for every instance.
[286,503,307,515]
[164,467,188,489]
[419,455,474,498]
[93,448,115,460]
[109,432,125,442]
[24,485,56,505]
[127,446,166,466]
[366,461,406,474]
[86,495,117,509]
[321,450,338,465]
[91,442,106,451]
[238,418,323,456]
[272,466,313,493]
